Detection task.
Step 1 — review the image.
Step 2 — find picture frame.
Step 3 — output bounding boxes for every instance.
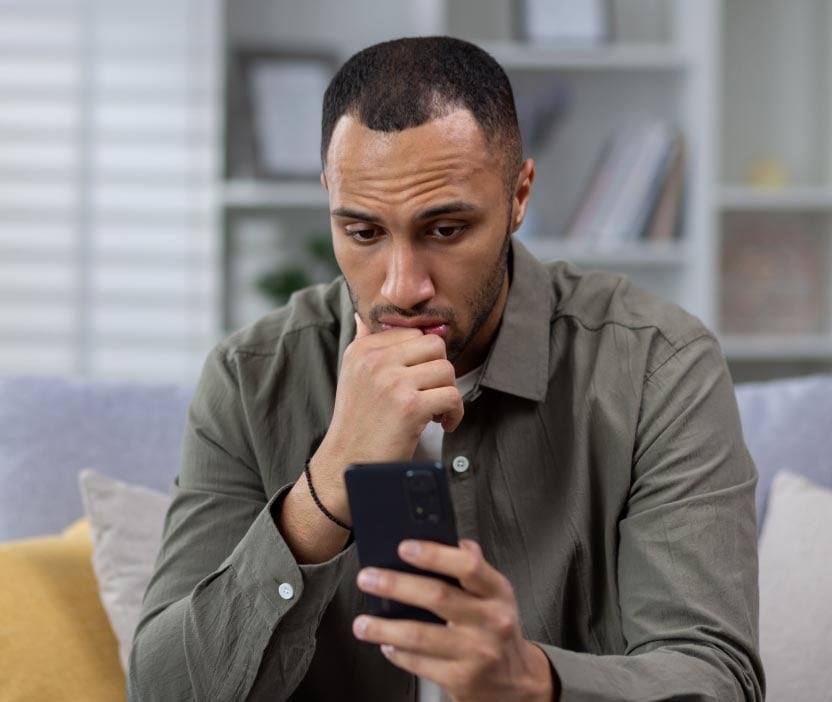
[238,49,337,179]
[514,0,611,45]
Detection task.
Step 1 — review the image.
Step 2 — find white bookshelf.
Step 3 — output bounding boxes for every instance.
[523,240,687,269]
[480,42,689,72]
[720,186,832,212]
[717,0,832,375]
[221,0,714,323]
[219,0,832,378]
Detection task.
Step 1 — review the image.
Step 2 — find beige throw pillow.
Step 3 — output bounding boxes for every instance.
[758,470,832,701]
[78,468,171,672]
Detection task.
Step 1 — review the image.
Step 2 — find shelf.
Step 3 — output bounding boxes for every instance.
[223,180,327,209]
[524,238,686,267]
[720,186,832,211]
[481,42,689,72]
[720,334,832,361]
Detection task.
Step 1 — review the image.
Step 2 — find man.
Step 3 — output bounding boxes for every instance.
[129,37,764,701]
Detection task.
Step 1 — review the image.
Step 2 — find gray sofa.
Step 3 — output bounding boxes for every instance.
[0,375,193,541]
[3,370,832,702]
[1,371,831,541]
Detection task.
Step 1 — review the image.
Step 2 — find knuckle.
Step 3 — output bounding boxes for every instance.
[365,346,385,370]
[461,554,480,581]
[493,606,517,639]
[397,389,421,418]
[428,581,449,607]
[381,372,401,394]
[351,348,373,375]
[475,642,501,666]
[412,624,428,649]
[425,333,446,355]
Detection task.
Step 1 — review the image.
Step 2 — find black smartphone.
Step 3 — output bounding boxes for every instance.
[344,461,460,624]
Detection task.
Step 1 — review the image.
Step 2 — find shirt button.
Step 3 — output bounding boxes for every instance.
[278,582,294,600]
[452,456,470,473]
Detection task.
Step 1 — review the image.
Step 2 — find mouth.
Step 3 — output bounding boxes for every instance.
[379,317,449,338]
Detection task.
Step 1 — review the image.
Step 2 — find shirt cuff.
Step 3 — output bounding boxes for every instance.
[224,482,356,630]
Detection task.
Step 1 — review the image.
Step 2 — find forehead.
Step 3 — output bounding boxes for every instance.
[324,110,501,202]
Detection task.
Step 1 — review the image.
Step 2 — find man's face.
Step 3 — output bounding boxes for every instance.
[322,109,533,374]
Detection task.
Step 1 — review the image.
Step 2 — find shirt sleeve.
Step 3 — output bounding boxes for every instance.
[536,335,766,701]
[127,345,355,701]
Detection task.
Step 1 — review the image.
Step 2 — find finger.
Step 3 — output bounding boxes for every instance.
[407,359,456,391]
[352,615,462,659]
[352,313,422,345]
[354,312,371,339]
[356,567,484,625]
[394,333,449,366]
[354,324,423,349]
[418,386,464,432]
[397,539,509,599]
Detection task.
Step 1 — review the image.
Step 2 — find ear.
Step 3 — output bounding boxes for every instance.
[320,171,328,190]
[509,158,535,233]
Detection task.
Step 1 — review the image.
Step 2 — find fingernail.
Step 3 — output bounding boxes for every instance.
[399,540,421,558]
[358,568,380,589]
[353,616,369,638]
[381,644,395,657]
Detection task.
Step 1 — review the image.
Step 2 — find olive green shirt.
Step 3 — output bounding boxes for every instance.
[129,240,764,701]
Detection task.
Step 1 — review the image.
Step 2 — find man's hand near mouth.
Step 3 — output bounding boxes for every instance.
[278,312,464,564]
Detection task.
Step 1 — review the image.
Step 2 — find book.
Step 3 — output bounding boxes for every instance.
[565,124,645,245]
[593,121,676,250]
[643,136,685,243]
[565,120,680,250]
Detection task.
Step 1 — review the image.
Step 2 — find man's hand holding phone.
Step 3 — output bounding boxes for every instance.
[352,539,556,702]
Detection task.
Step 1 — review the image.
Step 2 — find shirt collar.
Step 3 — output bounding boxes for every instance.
[475,237,553,403]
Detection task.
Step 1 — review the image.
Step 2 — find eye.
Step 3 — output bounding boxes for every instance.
[347,228,382,243]
[430,224,467,239]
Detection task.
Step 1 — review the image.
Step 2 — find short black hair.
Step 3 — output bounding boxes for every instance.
[321,36,522,187]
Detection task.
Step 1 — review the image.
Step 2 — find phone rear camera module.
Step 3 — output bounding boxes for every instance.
[405,470,442,522]
[405,469,437,493]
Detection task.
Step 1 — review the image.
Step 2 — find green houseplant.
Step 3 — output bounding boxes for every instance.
[255,234,340,306]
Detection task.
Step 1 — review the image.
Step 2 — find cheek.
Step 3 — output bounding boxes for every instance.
[430,252,487,309]
[334,243,381,300]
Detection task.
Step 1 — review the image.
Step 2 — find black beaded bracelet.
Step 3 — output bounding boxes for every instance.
[304,459,351,531]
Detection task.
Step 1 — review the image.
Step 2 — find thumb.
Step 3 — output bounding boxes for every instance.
[354,312,371,339]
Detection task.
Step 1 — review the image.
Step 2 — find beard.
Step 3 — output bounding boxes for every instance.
[345,215,512,365]
[445,222,511,362]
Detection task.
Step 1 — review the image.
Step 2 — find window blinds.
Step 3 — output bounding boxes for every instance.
[0,0,221,382]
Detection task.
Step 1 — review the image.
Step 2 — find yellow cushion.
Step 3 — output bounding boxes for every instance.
[0,519,126,701]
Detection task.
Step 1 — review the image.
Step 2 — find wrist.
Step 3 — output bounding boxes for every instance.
[524,641,557,701]
[307,445,351,520]
[304,459,351,530]
[278,475,351,564]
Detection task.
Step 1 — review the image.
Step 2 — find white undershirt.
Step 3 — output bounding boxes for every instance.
[415,366,480,702]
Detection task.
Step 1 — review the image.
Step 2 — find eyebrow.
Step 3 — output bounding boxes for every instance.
[331,201,480,224]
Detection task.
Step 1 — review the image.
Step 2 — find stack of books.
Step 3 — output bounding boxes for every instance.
[564,120,685,250]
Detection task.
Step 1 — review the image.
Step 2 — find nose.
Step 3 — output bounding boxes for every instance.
[380,241,435,310]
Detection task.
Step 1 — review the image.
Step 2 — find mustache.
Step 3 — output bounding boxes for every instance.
[369,304,457,325]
